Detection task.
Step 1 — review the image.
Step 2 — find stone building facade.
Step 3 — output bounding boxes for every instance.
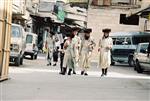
[87,0,150,61]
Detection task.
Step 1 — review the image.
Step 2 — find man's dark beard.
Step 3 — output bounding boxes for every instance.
[104,35,109,38]
[84,36,89,40]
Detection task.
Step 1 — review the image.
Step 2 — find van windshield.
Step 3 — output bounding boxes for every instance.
[26,35,33,43]
[132,36,150,44]
[11,26,21,37]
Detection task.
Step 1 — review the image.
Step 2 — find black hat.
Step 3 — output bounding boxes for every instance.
[72,27,80,32]
[84,28,92,33]
[102,28,111,33]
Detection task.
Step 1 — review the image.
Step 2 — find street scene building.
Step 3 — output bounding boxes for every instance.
[0,0,150,101]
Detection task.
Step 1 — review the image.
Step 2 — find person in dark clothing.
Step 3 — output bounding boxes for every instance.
[53,46,59,66]
[59,39,67,74]
[59,43,64,73]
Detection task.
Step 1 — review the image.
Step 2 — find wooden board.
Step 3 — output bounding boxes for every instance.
[0,0,12,81]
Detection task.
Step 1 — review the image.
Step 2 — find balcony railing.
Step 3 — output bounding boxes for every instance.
[90,0,140,9]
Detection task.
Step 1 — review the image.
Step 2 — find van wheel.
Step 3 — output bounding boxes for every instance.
[20,57,23,65]
[15,57,20,66]
[135,60,143,73]
[128,56,134,67]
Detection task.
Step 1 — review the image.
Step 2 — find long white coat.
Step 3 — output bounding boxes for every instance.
[71,35,81,68]
[79,37,95,69]
[63,39,75,69]
[99,37,113,69]
[46,36,55,60]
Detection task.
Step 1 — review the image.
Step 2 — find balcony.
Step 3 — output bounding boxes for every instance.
[90,0,140,9]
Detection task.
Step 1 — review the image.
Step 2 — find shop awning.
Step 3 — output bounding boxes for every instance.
[128,6,150,19]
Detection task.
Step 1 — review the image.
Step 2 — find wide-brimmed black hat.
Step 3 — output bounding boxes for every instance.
[102,28,111,33]
[84,28,92,33]
[72,27,80,32]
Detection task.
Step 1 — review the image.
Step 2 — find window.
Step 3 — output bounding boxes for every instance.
[132,36,150,44]
[26,35,33,43]
[112,38,116,45]
[38,2,55,12]
[140,44,148,54]
[120,14,139,25]
[115,37,125,45]
[11,26,21,37]
[125,37,131,45]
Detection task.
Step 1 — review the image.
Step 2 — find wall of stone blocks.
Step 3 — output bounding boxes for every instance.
[87,8,146,61]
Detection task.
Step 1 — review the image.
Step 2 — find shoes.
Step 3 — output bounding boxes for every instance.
[73,71,76,74]
[47,63,51,66]
[81,71,84,75]
[53,63,56,66]
[84,73,88,76]
[101,74,104,77]
[60,68,66,75]
[68,69,72,75]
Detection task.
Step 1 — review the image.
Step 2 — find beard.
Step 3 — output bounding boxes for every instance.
[104,35,109,38]
[84,36,90,40]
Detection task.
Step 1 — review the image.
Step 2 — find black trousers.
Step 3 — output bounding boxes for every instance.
[60,52,64,72]
[53,47,59,62]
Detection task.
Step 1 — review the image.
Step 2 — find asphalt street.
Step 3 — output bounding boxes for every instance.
[0,54,150,101]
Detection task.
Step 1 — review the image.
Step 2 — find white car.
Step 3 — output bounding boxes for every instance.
[24,32,38,59]
[133,43,150,73]
[10,24,26,66]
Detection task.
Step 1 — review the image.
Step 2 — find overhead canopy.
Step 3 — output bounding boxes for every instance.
[128,6,150,19]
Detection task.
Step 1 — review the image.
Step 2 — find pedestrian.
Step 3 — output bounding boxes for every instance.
[79,28,96,76]
[45,30,55,66]
[71,27,81,74]
[60,31,75,75]
[53,35,60,66]
[98,28,113,77]
[59,37,67,74]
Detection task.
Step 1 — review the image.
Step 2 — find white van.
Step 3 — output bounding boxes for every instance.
[24,32,38,59]
[110,32,150,66]
[10,24,26,66]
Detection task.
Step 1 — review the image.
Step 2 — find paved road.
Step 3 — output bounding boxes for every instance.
[1,54,150,101]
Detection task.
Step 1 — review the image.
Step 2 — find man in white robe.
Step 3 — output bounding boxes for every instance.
[79,28,96,76]
[71,27,81,74]
[46,32,55,66]
[98,28,113,76]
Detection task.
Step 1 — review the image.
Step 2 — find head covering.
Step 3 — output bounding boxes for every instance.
[84,28,92,34]
[72,27,80,32]
[102,28,111,33]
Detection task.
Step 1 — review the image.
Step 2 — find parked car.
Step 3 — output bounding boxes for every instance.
[110,32,150,66]
[24,32,38,59]
[133,42,150,73]
[10,24,26,66]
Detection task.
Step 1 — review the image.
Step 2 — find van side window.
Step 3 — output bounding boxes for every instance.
[126,37,131,45]
[112,38,116,45]
[132,36,150,44]
[116,38,125,45]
